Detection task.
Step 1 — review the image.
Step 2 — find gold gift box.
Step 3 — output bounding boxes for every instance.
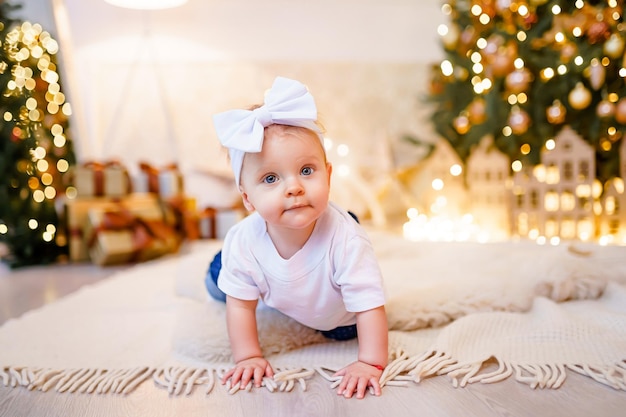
[87,214,179,266]
[73,161,131,198]
[193,206,246,240]
[65,193,175,262]
[137,162,184,199]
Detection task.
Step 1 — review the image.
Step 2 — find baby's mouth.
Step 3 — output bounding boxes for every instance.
[287,204,307,211]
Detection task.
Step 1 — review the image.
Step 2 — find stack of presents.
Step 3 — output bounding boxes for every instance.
[65,161,244,266]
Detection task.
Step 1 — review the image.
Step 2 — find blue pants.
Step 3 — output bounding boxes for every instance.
[205,211,361,341]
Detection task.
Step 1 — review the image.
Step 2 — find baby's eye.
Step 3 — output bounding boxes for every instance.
[301,167,314,176]
[263,174,277,184]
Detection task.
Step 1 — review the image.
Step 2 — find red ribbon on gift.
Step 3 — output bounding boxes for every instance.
[82,161,105,196]
[88,209,179,263]
[139,162,180,195]
[80,160,132,196]
[198,207,217,239]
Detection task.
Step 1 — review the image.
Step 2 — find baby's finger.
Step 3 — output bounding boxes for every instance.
[221,368,235,385]
[230,368,244,387]
[356,378,369,399]
[239,368,255,388]
[336,376,349,396]
[342,377,359,398]
[253,367,265,387]
[369,377,382,396]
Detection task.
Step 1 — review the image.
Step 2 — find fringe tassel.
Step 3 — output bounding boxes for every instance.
[3,357,626,396]
[313,351,626,393]
[151,366,316,396]
[567,363,626,390]
[1,366,158,395]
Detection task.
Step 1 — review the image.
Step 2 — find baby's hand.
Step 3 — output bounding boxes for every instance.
[221,356,274,389]
[333,361,384,399]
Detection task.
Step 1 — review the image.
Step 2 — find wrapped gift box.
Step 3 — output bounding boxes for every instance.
[87,209,180,266]
[65,193,174,262]
[194,206,246,239]
[215,208,245,239]
[137,162,184,199]
[73,161,132,198]
[197,207,216,239]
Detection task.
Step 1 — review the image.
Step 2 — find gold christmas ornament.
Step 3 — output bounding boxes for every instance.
[615,98,626,124]
[459,26,477,54]
[453,114,470,134]
[596,99,615,119]
[560,42,577,63]
[546,100,566,124]
[587,21,610,44]
[508,107,530,135]
[522,11,538,28]
[588,60,606,90]
[495,0,512,12]
[505,68,532,93]
[489,50,515,77]
[483,36,506,75]
[429,64,445,95]
[468,97,486,124]
[568,82,592,110]
[604,33,625,59]
[454,66,470,81]
[483,34,505,56]
[478,1,497,18]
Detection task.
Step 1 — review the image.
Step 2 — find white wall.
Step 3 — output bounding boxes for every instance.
[54,0,445,62]
[17,0,446,213]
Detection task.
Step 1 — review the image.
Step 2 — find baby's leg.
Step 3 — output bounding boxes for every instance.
[320,324,358,341]
[205,250,227,302]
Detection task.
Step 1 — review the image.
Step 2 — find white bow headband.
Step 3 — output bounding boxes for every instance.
[213,76,323,186]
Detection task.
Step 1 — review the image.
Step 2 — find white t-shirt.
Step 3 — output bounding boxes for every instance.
[217,202,386,331]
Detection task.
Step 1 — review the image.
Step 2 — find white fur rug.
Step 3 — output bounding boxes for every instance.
[1,230,626,395]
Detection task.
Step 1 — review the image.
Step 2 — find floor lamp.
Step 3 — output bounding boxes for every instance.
[101,0,188,166]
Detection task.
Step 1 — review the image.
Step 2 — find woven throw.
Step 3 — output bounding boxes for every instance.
[1,231,625,395]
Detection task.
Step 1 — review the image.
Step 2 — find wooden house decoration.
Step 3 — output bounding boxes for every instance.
[403,138,468,218]
[401,126,624,243]
[466,135,510,235]
[598,178,625,241]
[510,126,596,241]
[510,165,545,239]
[597,138,626,242]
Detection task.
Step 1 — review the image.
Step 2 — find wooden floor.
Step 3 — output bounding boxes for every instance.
[1,261,625,417]
[0,262,125,326]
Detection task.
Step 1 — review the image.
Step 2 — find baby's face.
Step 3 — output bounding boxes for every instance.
[238,125,332,232]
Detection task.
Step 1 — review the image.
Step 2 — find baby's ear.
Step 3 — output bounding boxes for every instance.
[326,162,333,183]
[239,188,255,212]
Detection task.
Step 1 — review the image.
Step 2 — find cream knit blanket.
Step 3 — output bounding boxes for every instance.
[1,231,625,395]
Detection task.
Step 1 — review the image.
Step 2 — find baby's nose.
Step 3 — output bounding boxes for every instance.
[285,177,304,196]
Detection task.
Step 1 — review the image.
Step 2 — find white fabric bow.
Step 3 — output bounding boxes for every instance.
[212,76,322,185]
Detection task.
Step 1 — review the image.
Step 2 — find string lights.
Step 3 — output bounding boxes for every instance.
[431,0,625,180]
[418,1,626,245]
[0,16,76,267]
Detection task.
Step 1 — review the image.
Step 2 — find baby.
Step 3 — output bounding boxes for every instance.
[208,76,388,399]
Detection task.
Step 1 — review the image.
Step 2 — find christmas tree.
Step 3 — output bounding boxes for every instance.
[0,1,76,268]
[429,0,625,184]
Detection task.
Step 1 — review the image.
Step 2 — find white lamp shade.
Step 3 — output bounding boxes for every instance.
[104,0,188,10]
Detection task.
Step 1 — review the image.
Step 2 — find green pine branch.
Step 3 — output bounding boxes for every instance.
[426,0,624,184]
[1,1,75,268]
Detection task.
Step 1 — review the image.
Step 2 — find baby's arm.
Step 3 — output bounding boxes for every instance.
[334,305,388,399]
[221,295,274,388]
